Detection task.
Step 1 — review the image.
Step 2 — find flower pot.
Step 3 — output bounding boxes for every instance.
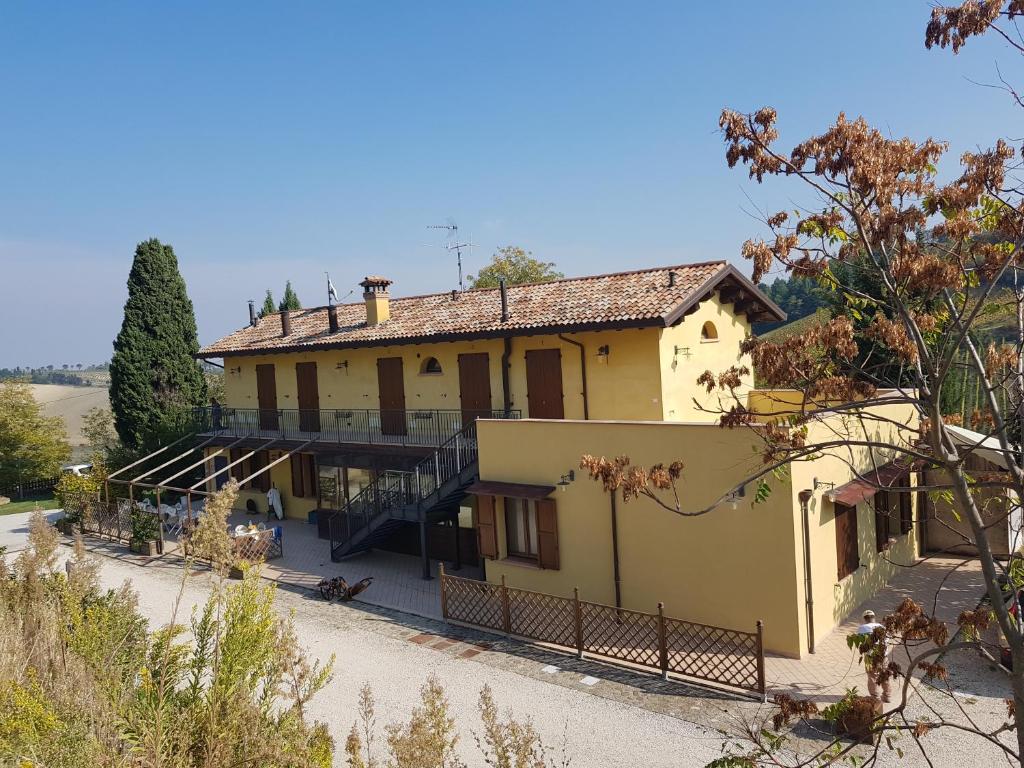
[130,539,158,557]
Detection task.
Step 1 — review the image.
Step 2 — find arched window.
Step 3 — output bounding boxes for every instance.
[420,357,443,375]
[701,321,718,342]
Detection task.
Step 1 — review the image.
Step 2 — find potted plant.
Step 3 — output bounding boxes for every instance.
[129,507,161,556]
[822,688,881,743]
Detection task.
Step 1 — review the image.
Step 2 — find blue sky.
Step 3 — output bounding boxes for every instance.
[1,1,1019,367]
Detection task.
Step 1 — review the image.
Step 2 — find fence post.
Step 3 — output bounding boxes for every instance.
[574,587,584,659]
[756,620,767,701]
[500,575,512,635]
[439,563,448,620]
[657,602,669,681]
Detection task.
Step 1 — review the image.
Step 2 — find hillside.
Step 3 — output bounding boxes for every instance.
[30,384,110,462]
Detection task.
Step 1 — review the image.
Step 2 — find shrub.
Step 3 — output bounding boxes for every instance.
[54,471,101,524]
[129,507,160,543]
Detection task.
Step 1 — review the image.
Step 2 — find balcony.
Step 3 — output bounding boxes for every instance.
[192,406,520,449]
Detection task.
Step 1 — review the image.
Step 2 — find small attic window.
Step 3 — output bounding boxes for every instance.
[420,357,443,375]
[701,321,719,342]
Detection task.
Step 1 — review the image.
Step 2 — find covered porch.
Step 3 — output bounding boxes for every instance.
[221,509,481,619]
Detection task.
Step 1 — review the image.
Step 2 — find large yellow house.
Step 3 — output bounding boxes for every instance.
[197,261,922,657]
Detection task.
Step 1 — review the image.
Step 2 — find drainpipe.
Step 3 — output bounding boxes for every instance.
[610,493,622,609]
[557,334,589,420]
[798,489,816,654]
[501,337,513,414]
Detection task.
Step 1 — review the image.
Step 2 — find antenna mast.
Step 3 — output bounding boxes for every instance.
[428,219,474,292]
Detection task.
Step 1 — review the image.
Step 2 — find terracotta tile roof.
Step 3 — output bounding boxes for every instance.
[198,261,784,357]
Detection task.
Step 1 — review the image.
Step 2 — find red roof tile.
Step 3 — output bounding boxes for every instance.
[198,261,784,357]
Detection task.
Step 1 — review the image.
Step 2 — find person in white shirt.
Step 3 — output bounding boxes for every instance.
[856,610,891,702]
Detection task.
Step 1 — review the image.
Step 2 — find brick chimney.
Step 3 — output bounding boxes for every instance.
[360,276,392,326]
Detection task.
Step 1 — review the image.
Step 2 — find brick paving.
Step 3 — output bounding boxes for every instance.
[766,557,985,703]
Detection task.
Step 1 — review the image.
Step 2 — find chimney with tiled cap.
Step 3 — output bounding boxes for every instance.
[360,276,392,326]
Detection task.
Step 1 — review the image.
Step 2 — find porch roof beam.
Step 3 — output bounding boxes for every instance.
[129,435,221,484]
[231,438,316,489]
[188,438,280,491]
[156,434,251,486]
[106,432,196,480]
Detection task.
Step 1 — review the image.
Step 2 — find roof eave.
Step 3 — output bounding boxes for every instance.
[660,263,787,327]
[195,316,667,359]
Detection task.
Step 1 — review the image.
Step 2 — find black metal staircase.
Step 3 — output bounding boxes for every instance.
[328,419,482,561]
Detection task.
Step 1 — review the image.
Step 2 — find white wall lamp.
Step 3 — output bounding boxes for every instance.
[596,345,610,363]
[557,470,576,491]
[725,485,746,509]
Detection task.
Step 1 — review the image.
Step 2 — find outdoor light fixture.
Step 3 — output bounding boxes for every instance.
[726,490,742,509]
[229,366,242,376]
[813,477,835,492]
[557,470,576,491]
[673,346,691,359]
[336,359,349,372]
[596,345,610,363]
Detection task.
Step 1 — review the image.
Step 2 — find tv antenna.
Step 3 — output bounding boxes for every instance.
[427,218,475,292]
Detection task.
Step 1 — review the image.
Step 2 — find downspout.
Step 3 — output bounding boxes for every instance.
[610,493,622,609]
[499,279,513,415]
[501,337,513,414]
[557,334,589,420]
[798,489,816,654]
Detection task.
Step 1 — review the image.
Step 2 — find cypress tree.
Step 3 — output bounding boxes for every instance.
[259,289,276,318]
[109,238,207,449]
[278,281,301,311]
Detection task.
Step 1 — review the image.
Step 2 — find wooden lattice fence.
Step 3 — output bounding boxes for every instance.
[440,568,765,697]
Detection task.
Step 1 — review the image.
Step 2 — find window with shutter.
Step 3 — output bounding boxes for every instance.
[304,454,318,498]
[874,491,891,552]
[291,454,305,497]
[476,495,499,559]
[536,498,559,570]
[899,481,913,535]
[835,502,859,580]
[251,451,271,493]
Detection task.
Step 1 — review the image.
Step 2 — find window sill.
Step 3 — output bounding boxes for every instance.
[501,556,541,570]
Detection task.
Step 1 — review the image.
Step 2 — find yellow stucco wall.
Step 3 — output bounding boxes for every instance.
[222,296,753,424]
[658,294,753,422]
[476,419,804,656]
[202,448,317,521]
[786,402,921,653]
[221,329,667,421]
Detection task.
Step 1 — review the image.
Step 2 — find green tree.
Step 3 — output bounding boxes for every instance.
[259,289,276,318]
[80,406,118,460]
[468,246,563,289]
[109,238,207,449]
[278,281,301,311]
[0,380,70,487]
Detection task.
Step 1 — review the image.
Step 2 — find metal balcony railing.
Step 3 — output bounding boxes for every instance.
[328,419,481,559]
[191,406,518,448]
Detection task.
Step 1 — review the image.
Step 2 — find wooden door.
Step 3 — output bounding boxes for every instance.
[377,357,407,435]
[458,352,492,426]
[296,362,321,432]
[255,364,279,431]
[525,348,564,419]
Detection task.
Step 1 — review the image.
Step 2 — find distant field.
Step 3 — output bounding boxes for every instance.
[30,384,110,460]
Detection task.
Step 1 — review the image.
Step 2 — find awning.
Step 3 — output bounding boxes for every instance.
[827,461,915,507]
[466,480,555,500]
[945,425,1013,470]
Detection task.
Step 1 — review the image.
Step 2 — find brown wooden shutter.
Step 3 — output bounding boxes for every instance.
[251,451,271,493]
[229,449,249,488]
[536,498,559,570]
[304,454,318,499]
[291,454,305,498]
[899,480,913,535]
[476,495,498,559]
[874,491,890,552]
[835,502,859,580]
